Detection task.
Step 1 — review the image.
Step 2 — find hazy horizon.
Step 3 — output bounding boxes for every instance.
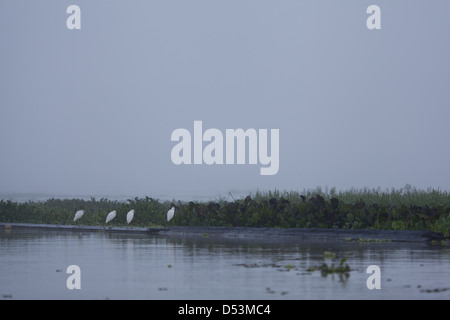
[1,1,449,200]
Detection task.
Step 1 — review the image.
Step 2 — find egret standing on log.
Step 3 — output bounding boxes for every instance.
[106,210,117,223]
[167,207,175,222]
[126,209,134,224]
[73,210,84,222]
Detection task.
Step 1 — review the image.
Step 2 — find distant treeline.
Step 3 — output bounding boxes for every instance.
[1,187,449,236]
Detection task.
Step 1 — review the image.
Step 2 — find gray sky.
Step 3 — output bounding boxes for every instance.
[1,1,449,200]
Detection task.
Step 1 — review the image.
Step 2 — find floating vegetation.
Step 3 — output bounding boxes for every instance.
[307,258,351,279]
[1,187,449,235]
[284,264,295,271]
[265,287,275,294]
[430,239,449,246]
[357,238,392,243]
[323,251,336,259]
[233,263,281,269]
[420,287,450,293]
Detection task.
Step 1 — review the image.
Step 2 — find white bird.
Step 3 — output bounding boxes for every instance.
[126,209,134,224]
[106,210,117,223]
[73,210,84,222]
[167,207,175,222]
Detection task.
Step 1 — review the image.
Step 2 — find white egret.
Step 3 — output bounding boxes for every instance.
[167,207,175,222]
[126,209,134,224]
[73,210,84,222]
[106,210,117,223]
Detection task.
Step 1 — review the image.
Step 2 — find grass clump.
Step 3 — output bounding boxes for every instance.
[284,264,295,271]
[307,258,351,277]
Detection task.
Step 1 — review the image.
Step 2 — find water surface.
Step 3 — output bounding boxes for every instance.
[0,228,449,299]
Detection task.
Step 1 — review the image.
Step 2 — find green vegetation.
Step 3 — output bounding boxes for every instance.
[0,197,173,227]
[307,258,351,277]
[323,251,336,259]
[0,186,449,236]
[357,238,392,243]
[284,264,295,271]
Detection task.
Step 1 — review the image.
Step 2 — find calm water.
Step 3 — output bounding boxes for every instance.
[0,228,449,300]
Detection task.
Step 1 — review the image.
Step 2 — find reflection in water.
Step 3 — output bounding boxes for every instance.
[0,228,449,299]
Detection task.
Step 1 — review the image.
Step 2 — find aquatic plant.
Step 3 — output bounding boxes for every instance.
[307,258,351,277]
[284,264,295,271]
[357,238,392,243]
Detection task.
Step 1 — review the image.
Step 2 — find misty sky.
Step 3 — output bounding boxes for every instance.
[1,1,449,200]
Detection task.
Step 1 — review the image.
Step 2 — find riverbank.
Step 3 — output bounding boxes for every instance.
[1,222,447,244]
[0,222,163,234]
